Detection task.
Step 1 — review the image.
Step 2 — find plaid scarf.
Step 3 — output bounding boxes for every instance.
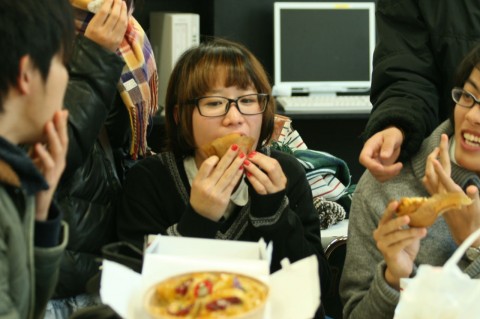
[72,3,158,159]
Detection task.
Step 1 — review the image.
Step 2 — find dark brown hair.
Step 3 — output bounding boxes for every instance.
[164,38,275,157]
[0,0,74,111]
[450,44,480,124]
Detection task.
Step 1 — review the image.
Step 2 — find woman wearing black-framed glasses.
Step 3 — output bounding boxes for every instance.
[117,38,331,319]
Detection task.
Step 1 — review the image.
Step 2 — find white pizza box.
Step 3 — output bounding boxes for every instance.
[100,235,320,319]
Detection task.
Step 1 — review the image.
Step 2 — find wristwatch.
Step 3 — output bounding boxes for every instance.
[466,246,480,262]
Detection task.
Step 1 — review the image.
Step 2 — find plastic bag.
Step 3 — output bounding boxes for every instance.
[394,228,480,319]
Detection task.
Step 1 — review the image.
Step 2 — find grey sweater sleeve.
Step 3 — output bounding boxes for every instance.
[339,174,401,319]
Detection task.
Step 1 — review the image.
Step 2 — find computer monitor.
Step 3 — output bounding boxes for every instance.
[273,2,376,95]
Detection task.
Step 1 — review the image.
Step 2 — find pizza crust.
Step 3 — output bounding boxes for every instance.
[201,133,255,158]
[397,193,472,227]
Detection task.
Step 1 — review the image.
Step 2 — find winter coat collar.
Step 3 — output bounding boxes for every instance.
[0,137,48,194]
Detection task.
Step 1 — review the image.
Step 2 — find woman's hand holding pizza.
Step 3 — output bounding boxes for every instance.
[242,151,287,195]
[190,145,245,222]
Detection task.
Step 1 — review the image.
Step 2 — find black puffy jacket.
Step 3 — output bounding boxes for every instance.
[54,35,127,298]
[364,0,480,161]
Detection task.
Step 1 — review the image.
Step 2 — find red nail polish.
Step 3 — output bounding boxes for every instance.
[231,144,238,151]
[248,151,256,158]
[239,165,244,170]
[244,160,250,166]
[246,172,252,177]
[239,152,245,158]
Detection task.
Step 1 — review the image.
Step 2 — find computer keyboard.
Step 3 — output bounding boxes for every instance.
[276,95,372,114]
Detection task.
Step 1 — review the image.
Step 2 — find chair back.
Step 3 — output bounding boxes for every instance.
[324,236,348,319]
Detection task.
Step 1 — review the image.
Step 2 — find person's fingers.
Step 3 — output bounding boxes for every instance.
[380,234,425,260]
[375,162,403,182]
[359,131,403,182]
[44,120,62,159]
[377,228,424,252]
[205,145,240,182]
[45,111,68,163]
[92,0,114,26]
[379,141,395,162]
[438,134,451,176]
[84,0,128,51]
[33,142,54,176]
[196,156,219,180]
[425,147,439,177]
[377,200,401,227]
[422,175,433,195]
[423,147,439,194]
[466,185,480,203]
[103,0,123,30]
[214,153,246,192]
[246,175,267,194]
[245,152,286,192]
[374,200,427,256]
[432,159,461,193]
[378,127,403,163]
[221,164,245,196]
[359,150,381,171]
[359,136,382,165]
[53,110,69,150]
[112,2,128,35]
[362,157,402,182]
[359,154,381,171]
[379,139,401,166]
[196,147,245,195]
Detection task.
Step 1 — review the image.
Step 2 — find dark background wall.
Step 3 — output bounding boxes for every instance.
[135,0,373,183]
[134,0,373,81]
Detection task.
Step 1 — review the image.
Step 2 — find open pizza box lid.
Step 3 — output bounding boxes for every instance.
[100,235,320,319]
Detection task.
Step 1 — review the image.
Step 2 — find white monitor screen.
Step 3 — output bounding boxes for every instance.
[274,2,375,93]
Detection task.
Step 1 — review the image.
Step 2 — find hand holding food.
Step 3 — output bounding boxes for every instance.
[242,151,287,195]
[374,201,426,290]
[201,133,255,158]
[396,192,472,227]
[71,0,132,13]
[191,135,249,221]
[75,0,129,53]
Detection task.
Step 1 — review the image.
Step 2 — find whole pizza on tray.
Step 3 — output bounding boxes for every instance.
[145,271,269,319]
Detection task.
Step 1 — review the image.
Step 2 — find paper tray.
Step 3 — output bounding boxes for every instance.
[101,235,320,319]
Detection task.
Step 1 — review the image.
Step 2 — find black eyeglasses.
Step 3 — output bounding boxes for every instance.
[190,93,269,117]
[451,87,480,108]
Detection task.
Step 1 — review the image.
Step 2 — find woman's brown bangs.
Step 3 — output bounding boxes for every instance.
[190,54,256,97]
[222,59,256,90]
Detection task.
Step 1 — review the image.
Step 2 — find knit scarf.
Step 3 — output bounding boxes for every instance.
[71,2,158,159]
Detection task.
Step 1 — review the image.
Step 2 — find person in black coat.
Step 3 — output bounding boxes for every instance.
[360,0,480,182]
[46,0,157,317]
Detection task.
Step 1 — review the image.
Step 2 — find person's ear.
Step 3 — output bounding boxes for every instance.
[17,55,34,95]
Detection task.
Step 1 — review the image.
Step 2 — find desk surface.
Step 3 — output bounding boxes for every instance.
[322,219,349,237]
[321,219,349,249]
